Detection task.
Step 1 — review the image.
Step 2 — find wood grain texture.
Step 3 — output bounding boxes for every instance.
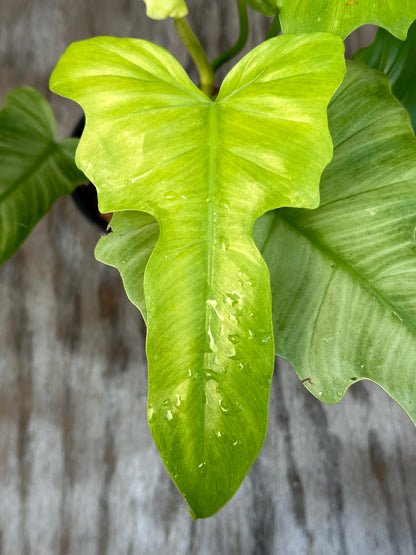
[0,2,414,554]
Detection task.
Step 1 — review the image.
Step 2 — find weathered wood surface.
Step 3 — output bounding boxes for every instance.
[0,2,414,554]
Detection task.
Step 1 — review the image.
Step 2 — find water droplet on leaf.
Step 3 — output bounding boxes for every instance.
[229,314,240,325]
[258,331,272,344]
[227,346,236,358]
[206,299,224,321]
[392,311,404,323]
[207,327,218,353]
[219,399,229,413]
[197,462,207,475]
[228,334,240,345]
[163,191,179,201]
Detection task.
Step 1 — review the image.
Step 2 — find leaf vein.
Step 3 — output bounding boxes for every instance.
[276,210,416,336]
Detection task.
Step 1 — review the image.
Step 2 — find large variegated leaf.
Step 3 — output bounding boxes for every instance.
[276,0,416,40]
[0,87,85,265]
[96,58,416,434]
[50,34,345,517]
[354,21,416,131]
[254,61,416,424]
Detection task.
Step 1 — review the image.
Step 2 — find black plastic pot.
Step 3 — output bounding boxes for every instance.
[71,118,110,233]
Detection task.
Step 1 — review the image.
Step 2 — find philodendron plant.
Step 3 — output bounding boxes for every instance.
[1,0,416,518]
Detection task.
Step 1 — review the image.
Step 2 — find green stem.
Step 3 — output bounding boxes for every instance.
[265,9,281,40]
[211,0,249,73]
[174,17,216,98]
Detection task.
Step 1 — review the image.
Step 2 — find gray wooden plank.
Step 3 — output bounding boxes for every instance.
[0,2,415,554]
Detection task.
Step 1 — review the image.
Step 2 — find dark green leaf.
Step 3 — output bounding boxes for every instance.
[255,61,416,425]
[354,21,416,131]
[0,87,86,265]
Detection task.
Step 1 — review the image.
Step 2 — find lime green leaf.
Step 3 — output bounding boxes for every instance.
[97,60,416,430]
[51,34,345,517]
[95,211,158,321]
[0,87,85,266]
[255,61,416,424]
[354,21,416,131]
[247,0,276,17]
[277,0,416,40]
[143,0,188,19]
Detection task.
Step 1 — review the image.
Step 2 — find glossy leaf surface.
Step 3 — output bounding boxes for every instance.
[354,21,416,131]
[51,34,345,517]
[255,61,416,425]
[276,0,416,40]
[0,87,85,265]
[97,59,416,431]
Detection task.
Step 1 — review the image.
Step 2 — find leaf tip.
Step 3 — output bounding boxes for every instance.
[184,507,198,521]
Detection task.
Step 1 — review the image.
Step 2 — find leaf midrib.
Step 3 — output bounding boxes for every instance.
[0,141,57,206]
[265,208,416,337]
[200,104,219,457]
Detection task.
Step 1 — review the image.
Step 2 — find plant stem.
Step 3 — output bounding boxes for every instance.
[265,9,281,40]
[211,0,249,73]
[174,17,216,98]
